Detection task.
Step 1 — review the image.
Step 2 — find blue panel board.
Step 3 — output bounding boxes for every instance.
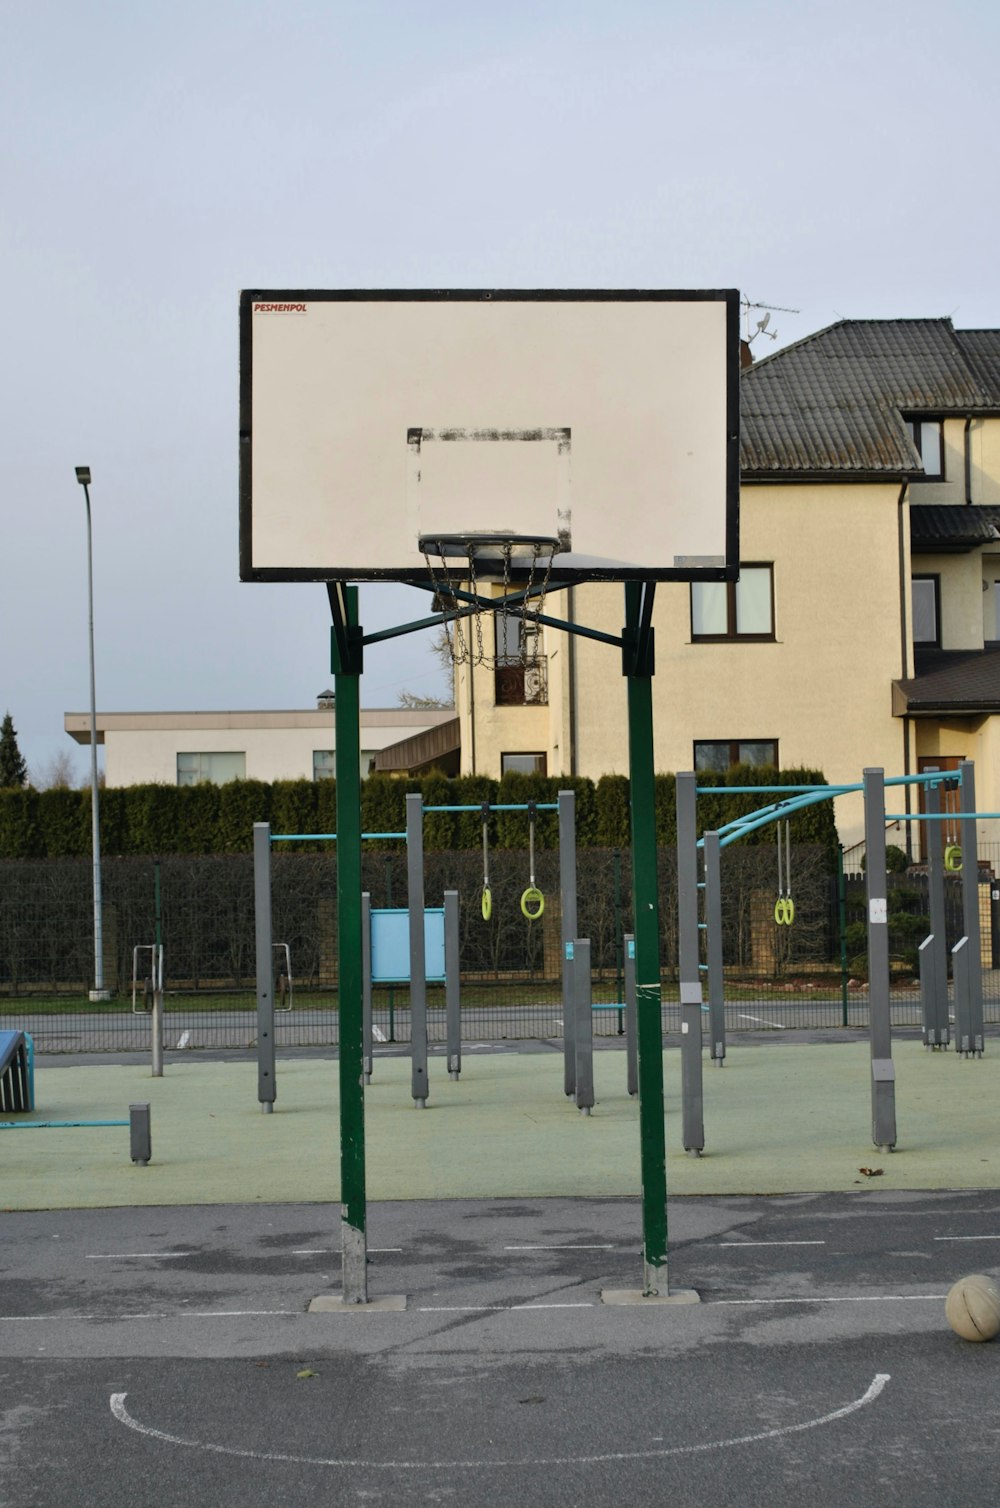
[371,908,446,983]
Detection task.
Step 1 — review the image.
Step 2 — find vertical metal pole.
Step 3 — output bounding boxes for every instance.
[863,768,897,1150]
[559,790,578,1097]
[952,937,972,1054]
[704,831,726,1065]
[573,938,594,1114]
[445,890,461,1079]
[80,478,109,1002]
[958,760,985,1055]
[151,860,163,1078]
[624,934,638,1096]
[924,775,949,1046]
[253,823,275,1110]
[406,793,428,1106]
[624,582,669,1295]
[837,846,849,1027]
[334,585,367,1303]
[676,772,705,1151]
[361,892,373,1084]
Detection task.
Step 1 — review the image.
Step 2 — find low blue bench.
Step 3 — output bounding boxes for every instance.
[0,1030,34,1113]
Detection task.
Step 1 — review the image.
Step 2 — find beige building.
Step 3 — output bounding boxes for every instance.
[64,695,457,787]
[452,319,1000,852]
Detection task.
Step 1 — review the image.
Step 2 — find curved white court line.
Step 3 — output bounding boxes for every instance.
[110,1373,890,1470]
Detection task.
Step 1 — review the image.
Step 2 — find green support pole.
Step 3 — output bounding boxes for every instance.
[837,845,849,1027]
[333,586,368,1303]
[624,582,670,1296]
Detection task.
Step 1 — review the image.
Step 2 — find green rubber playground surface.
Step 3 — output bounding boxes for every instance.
[4,1040,999,1211]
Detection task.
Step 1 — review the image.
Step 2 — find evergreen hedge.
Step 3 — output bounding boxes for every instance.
[0,767,838,859]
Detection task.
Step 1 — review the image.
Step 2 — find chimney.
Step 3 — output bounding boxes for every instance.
[317,689,336,710]
[740,340,754,370]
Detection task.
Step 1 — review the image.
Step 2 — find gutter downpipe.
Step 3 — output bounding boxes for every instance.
[898,480,913,857]
[965,415,973,505]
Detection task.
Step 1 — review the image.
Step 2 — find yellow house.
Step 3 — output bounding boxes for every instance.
[452,318,1000,852]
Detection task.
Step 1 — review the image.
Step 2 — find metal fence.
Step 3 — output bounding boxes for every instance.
[2,845,998,1052]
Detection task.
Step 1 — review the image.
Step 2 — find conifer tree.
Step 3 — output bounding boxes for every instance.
[0,711,28,787]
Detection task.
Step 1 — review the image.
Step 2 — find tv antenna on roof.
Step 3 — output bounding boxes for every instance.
[742,298,800,346]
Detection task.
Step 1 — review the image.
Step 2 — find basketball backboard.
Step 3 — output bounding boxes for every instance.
[239,289,740,584]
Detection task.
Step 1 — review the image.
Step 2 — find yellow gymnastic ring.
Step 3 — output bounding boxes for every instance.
[774,897,794,926]
[521,886,545,920]
[944,844,963,872]
[481,885,492,921]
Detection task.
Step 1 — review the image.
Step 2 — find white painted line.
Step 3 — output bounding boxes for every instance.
[505,1244,616,1251]
[712,1294,946,1306]
[372,1025,387,1042]
[2,1310,302,1323]
[737,1013,786,1029]
[109,1374,890,1468]
[418,1303,594,1312]
[294,1247,401,1255]
[176,1031,191,1049]
[934,1235,1000,1241]
[717,1241,825,1248]
[85,1253,192,1260]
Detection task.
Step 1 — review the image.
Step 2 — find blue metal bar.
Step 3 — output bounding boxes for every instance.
[885,811,1000,821]
[716,788,848,849]
[424,803,558,813]
[0,1119,129,1129]
[269,832,406,843]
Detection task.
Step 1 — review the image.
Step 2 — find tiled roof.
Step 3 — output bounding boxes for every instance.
[893,648,1000,715]
[909,505,1000,550]
[742,319,1000,478]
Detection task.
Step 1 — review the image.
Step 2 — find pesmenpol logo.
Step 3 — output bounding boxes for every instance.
[253,302,307,314]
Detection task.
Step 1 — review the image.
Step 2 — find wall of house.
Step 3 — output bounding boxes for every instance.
[915,550,987,650]
[80,710,454,787]
[913,714,1000,851]
[458,480,905,846]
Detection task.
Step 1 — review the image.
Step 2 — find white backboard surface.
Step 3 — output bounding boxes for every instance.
[239,290,740,583]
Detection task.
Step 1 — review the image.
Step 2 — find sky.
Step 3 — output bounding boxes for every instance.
[3,0,999,784]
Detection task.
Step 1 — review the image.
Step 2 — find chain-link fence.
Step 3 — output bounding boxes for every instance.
[2,845,998,1052]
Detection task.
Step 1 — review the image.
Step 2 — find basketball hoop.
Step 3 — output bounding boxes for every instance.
[420,532,561,669]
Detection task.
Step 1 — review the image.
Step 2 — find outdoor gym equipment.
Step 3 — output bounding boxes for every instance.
[480,802,492,919]
[131,943,164,1077]
[682,761,990,1159]
[520,800,545,920]
[774,821,794,925]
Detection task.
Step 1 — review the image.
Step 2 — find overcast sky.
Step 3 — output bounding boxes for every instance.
[3,0,998,783]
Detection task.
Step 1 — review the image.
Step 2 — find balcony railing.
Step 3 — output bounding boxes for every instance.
[494,656,548,706]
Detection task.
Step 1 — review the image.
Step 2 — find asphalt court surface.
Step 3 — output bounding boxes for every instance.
[3,1191,1000,1506]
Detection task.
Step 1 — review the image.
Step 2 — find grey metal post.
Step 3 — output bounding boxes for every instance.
[676,772,705,1153]
[863,769,897,1150]
[572,938,594,1114]
[129,1103,152,1164]
[361,893,373,1084]
[704,830,726,1065]
[624,933,638,1096]
[406,793,429,1106]
[559,790,578,1096]
[924,775,950,1046]
[958,761,985,1055]
[918,934,936,1047]
[952,936,972,1056]
[444,890,461,1079]
[253,822,275,1112]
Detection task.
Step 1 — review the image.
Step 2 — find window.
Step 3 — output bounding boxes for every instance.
[314,749,378,779]
[691,565,774,640]
[694,740,778,773]
[177,752,246,786]
[501,752,547,775]
[905,419,944,480]
[911,576,940,647]
[495,612,541,663]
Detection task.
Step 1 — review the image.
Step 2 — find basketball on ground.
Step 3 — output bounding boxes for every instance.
[945,1275,1000,1341]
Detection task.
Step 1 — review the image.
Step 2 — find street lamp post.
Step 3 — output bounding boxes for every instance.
[75,466,110,1002]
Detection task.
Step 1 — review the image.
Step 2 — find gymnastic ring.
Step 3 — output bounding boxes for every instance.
[481,885,493,921]
[521,886,545,920]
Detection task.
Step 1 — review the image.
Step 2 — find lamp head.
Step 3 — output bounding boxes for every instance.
[75,466,91,486]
